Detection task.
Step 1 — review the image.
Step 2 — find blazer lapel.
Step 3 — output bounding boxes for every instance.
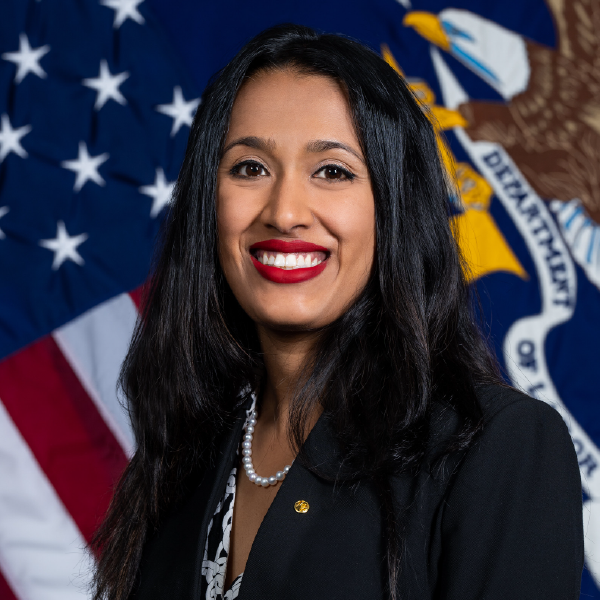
[237,414,385,600]
[133,399,251,600]
[190,401,251,595]
[135,406,382,600]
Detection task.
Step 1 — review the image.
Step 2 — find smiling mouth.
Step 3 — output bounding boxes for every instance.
[249,240,330,283]
[250,250,327,269]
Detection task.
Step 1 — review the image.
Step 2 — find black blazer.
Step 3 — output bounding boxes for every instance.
[133,384,583,599]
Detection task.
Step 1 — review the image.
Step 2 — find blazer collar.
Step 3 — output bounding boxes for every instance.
[134,397,356,600]
[300,412,355,482]
[230,395,352,482]
[190,399,350,591]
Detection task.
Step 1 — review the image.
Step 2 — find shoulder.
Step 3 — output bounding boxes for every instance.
[428,383,569,461]
[476,382,560,422]
[474,383,573,454]
[426,383,579,493]
[445,383,581,500]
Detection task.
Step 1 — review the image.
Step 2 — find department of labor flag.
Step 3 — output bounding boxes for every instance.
[1,0,599,599]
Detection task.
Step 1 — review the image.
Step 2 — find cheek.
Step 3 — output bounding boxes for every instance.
[216,187,255,265]
[327,193,376,269]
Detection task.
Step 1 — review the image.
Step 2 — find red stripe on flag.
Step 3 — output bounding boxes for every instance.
[0,568,18,600]
[0,336,128,543]
[128,283,148,313]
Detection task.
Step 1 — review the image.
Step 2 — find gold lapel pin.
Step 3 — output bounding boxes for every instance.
[294,500,309,513]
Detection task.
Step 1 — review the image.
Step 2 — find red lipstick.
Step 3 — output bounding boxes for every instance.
[249,239,329,284]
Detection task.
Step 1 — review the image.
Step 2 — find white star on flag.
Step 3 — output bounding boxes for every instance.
[156,86,200,136]
[1,33,50,84]
[0,114,31,162]
[0,206,9,240]
[100,0,145,28]
[61,142,109,192]
[39,220,88,270]
[83,60,129,110]
[139,167,175,217]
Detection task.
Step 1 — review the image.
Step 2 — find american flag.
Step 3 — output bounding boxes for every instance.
[0,1,199,597]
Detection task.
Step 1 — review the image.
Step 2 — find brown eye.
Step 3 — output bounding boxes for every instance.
[231,161,268,178]
[243,163,264,177]
[325,167,343,179]
[314,164,354,181]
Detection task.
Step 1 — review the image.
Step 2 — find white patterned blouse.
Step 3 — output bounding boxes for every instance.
[201,465,244,599]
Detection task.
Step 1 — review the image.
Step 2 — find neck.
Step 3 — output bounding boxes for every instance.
[256,326,321,436]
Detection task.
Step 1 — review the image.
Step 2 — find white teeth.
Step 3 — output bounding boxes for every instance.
[255,250,326,269]
[285,254,297,267]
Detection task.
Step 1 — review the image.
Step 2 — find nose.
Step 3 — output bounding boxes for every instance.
[260,172,314,234]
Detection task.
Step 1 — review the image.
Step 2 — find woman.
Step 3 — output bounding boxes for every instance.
[92,24,583,600]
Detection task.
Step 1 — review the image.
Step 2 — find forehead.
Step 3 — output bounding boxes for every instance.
[226,69,358,147]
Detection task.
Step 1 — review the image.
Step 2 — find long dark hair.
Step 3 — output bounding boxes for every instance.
[91,23,501,600]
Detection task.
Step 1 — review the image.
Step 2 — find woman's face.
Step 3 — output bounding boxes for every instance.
[217,69,375,332]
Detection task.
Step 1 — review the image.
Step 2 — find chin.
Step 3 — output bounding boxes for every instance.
[256,312,329,333]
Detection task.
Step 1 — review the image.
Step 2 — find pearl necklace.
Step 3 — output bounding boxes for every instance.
[241,408,291,487]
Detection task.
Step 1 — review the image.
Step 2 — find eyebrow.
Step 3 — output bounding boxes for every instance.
[305,139,364,163]
[221,136,364,163]
[221,136,275,157]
